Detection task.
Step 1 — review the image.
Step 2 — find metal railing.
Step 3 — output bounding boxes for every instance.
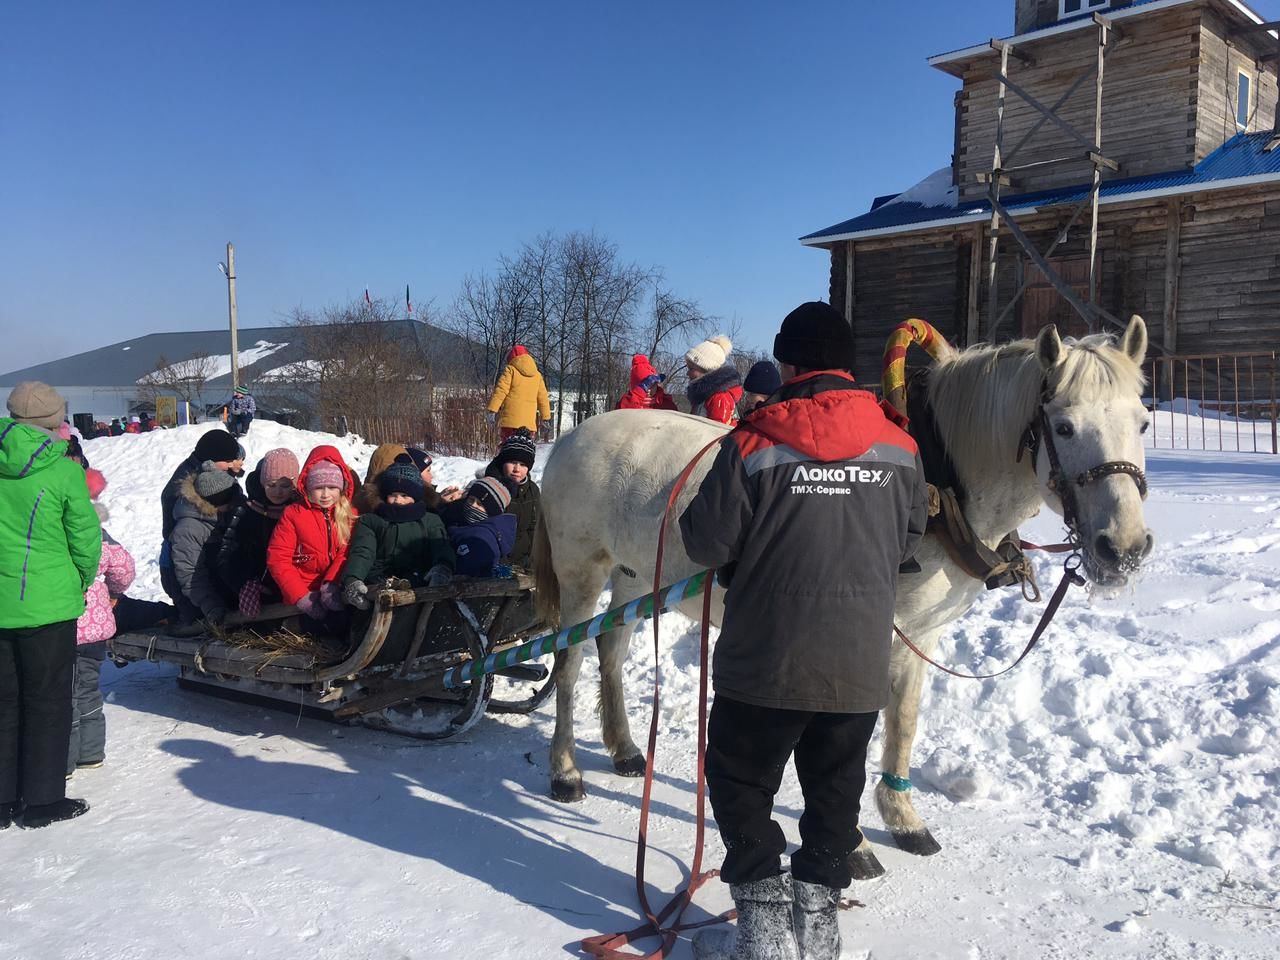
[1145,352,1278,455]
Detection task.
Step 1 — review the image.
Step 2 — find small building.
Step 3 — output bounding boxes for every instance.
[802,0,1280,385]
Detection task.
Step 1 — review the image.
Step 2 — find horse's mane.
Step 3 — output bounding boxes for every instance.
[927,331,1146,468]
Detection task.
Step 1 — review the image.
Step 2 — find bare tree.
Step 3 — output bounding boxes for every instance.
[271,297,436,429]
[446,228,761,429]
[137,352,219,415]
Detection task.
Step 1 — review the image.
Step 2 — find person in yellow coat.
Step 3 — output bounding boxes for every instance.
[486,345,551,439]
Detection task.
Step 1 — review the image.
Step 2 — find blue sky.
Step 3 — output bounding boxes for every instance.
[4,1,1272,369]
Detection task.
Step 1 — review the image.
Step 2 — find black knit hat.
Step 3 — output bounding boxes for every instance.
[494,429,536,470]
[468,476,514,518]
[743,360,782,396]
[772,301,855,372]
[193,429,243,463]
[400,447,432,473]
[379,462,425,500]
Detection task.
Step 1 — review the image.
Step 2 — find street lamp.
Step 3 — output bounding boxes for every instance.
[217,243,240,390]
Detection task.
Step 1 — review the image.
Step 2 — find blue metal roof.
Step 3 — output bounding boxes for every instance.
[801,132,1280,244]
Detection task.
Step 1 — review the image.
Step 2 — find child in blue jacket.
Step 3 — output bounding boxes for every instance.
[442,477,517,578]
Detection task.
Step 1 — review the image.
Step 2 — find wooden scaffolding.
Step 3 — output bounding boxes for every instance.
[981,12,1125,339]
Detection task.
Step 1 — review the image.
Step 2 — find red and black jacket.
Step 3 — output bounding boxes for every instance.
[679,371,928,713]
[266,445,358,605]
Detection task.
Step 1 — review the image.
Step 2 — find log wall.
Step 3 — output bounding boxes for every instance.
[1196,8,1279,160]
[957,7,1203,201]
[827,183,1280,385]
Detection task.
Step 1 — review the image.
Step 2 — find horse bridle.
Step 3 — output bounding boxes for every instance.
[1018,382,1149,545]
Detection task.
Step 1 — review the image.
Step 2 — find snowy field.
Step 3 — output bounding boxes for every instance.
[1146,399,1278,455]
[2,422,1278,960]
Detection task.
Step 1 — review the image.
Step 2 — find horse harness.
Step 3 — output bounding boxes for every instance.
[891,367,1150,682]
[1017,380,1149,544]
[905,367,1042,601]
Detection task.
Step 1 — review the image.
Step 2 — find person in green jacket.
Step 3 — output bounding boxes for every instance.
[0,382,101,830]
[340,463,456,610]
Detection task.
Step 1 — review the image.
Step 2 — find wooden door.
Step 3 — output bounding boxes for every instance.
[1020,257,1093,340]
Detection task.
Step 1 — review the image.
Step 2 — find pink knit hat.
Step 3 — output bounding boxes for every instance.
[305,459,345,492]
[260,448,301,485]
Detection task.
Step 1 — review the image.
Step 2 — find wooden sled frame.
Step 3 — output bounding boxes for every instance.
[109,573,553,740]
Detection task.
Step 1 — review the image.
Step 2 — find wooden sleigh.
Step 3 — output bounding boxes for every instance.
[107,574,553,740]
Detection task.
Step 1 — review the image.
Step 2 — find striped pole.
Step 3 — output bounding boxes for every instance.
[442,570,711,689]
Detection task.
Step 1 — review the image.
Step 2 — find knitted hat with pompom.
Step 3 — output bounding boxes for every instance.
[685,335,733,373]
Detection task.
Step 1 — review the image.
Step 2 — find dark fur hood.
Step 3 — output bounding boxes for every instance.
[174,474,244,522]
[686,363,743,407]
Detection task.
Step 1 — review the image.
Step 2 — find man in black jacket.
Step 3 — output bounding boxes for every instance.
[680,302,928,960]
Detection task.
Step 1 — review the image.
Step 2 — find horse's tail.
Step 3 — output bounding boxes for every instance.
[532,515,561,628]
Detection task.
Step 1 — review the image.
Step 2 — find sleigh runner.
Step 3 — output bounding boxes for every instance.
[107,573,554,740]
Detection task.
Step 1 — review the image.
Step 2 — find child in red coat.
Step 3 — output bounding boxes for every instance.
[266,446,357,622]
[616,354,678,411]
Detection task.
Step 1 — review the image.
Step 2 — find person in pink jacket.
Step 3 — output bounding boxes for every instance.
[68,468,136,778]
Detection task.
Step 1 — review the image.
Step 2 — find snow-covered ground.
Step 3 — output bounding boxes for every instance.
[2,422,1277,960]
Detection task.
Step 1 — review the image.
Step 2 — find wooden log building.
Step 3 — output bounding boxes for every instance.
[802,0,1280,385]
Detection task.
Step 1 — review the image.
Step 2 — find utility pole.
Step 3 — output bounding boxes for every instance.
[222,243,241,389]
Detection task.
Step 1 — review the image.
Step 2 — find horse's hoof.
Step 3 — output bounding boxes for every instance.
[848,845,887,879]
[550,777,586,803]
[891,828,942,856]
[613,754,647,777]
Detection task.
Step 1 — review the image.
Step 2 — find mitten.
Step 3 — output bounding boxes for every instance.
[343,580,370,610]
[295,591,323,620]
[486,411,497,426]
[238,581,263,619]
[320,581,345,612]
[493,563,514,580]
[424,564,452,588]
[204,607,228,627]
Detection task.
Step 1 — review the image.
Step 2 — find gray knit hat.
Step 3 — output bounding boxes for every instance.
[6,381,66,431]
[195,460,239,505]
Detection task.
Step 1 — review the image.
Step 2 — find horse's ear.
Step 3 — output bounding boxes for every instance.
[1036,324,1064,371]
[1120,314,1148,365]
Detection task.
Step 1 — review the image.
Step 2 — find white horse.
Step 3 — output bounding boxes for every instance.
[532,318,1153,873]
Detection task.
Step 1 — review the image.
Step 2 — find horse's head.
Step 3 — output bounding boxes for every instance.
[1029,316,1153,586]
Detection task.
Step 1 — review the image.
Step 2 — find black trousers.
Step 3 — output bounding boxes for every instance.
[112,595,176,633]
[0,620,77,807]
[706,695,878,889]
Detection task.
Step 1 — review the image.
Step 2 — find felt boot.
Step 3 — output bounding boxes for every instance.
[791,879,842,960]
[0,800,19,830]
[693,874,800,960]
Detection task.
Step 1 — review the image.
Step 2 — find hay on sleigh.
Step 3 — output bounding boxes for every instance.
[209,622,348,667]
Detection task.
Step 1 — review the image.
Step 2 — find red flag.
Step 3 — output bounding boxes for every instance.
[406,284,412,317]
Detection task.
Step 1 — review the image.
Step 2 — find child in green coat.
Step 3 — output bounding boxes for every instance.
[341,464,456,609]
